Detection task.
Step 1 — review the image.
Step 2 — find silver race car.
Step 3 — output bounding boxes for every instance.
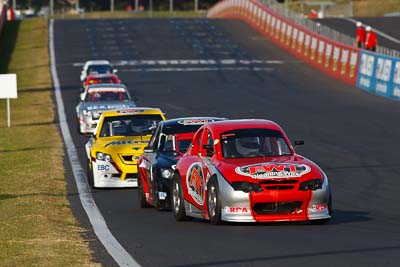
[76,84,135,134]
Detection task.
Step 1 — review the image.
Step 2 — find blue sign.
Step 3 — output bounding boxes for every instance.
[357,51,400,100]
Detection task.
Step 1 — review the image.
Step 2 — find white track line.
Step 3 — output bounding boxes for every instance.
[49,19,140,267]
[344,17,400,45]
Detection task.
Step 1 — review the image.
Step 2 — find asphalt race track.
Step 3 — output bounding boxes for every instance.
[54,18,400,267]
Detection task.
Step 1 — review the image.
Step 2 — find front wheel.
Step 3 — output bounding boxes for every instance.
[87,161,95,189]
[207,177,222,225]
[171,174,189,221]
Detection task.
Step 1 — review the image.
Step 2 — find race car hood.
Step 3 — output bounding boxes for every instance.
[91,136,151,156]
[214,155,324,183]
[81,101,136,112]
[157,153,181,169]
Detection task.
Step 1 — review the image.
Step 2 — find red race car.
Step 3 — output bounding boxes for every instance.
[83,74,121,88]
[172,119,332,224]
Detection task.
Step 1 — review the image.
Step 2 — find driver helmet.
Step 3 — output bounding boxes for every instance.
[235,137,260,157]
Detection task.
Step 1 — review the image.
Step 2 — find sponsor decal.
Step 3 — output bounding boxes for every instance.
[393,86,400,97]
[186,163,205,205]
[223,206,250,214]
[235,163,311,179]
[97,165,110,171]
[317,40,325,64]
[291,28,298,49]
[275,19,281,39]
[310,204,328,212]
[304,34,310,56]
[105,140,148,147]
[375,58,392,82]
[177,119,215,125]
[297,31,304,53]
[349,52,358,78]
[266,14,271,33]
[286,25,292,46]
[332,46,340,72]
[280,22,286,43]
[88,88,126,93]
[262,11,267,30]
[324,44,332,68]
[116,108,146,114]
[271,17,276,36]
[310,37,317,60]
[359,53,375,76]
[340,49,349,75]
[86,104,131,111]
[376,82,388,94]
[359,76,371,88]
[394,61,400,84]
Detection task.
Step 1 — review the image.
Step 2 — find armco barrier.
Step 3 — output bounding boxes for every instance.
[208,0,359,86]
[358,51,400,100]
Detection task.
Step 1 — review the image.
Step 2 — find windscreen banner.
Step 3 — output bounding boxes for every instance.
[357,51,400,100]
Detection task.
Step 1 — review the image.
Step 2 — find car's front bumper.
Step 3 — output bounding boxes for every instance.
[217,176,331,223]
[92,160,138,188]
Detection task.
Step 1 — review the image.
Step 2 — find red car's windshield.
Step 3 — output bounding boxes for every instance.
[221,128,291,158]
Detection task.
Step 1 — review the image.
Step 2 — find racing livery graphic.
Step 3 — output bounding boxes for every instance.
[235,163,311,179]
[172,119,332,224]
[186,163,205,206]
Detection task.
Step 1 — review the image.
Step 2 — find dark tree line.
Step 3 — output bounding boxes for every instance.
[11,0,220,12]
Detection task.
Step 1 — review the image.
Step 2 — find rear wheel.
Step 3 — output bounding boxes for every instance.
[138,170,150,208]
[172,174,189,221]
[207,177,222,225]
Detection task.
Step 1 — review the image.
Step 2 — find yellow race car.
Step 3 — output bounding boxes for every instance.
[85,108,166,188]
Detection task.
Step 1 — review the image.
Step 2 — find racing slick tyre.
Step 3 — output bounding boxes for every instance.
[207,177,223,225]
[87,161,95,189]
[172,173,189,221]
[310,193,332,225]
[138,170,150,208]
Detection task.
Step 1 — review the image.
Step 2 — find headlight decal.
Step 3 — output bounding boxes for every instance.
[161,168,173,179]
[96,152,113,162]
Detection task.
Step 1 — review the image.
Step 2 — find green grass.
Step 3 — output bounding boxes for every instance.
[52,10,207,19]
[0,19,97,266]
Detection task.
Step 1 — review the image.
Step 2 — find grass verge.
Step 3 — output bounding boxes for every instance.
[0,19,97,266]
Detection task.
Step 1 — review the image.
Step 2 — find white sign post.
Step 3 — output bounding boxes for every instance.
[0,74,18,128]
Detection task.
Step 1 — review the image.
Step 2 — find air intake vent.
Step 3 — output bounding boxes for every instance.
[253,201,302,215]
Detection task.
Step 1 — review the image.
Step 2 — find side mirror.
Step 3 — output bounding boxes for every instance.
[144,146,154,153]
[84,132,95,138]
[294,140,305,148]
[202,144,214,157]
[113,69,118,74]
[80,93,85,101]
